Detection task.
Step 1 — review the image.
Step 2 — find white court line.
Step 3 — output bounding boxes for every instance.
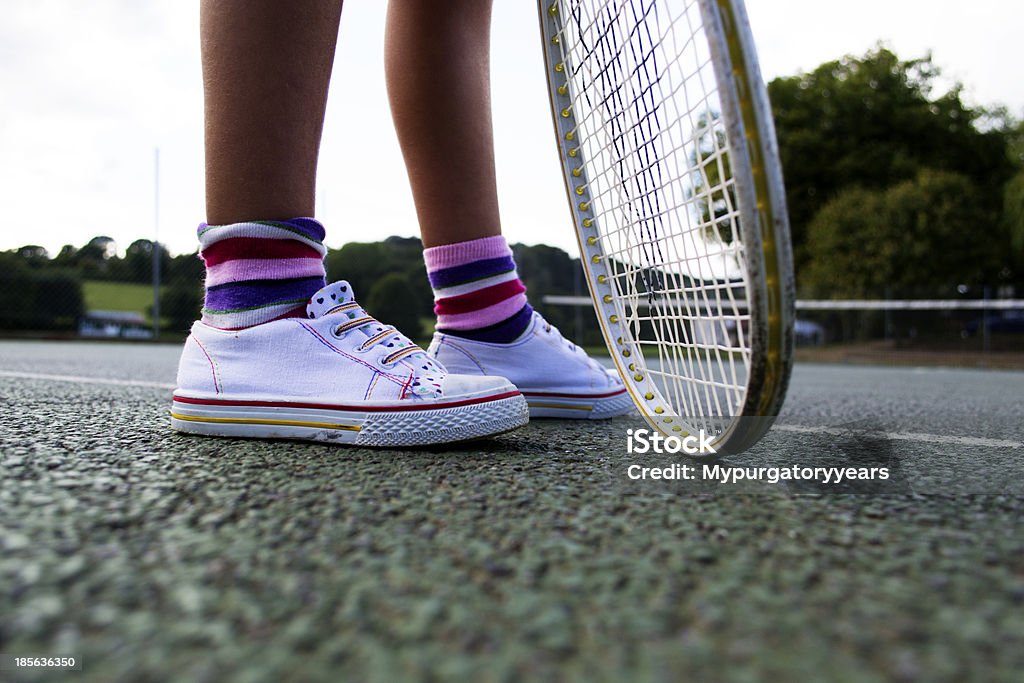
[774,424,1023,450]
[0,370,175,390]
[2,370,1021,450]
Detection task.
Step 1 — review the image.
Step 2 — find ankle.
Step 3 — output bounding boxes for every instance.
[424,235,532,343]
[198,218,327,329]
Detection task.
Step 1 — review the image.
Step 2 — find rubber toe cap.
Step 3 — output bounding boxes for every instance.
[441,373,519,401]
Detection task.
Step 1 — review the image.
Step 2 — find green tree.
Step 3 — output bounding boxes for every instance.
[155,251,204,335]
[768,47,1015,272]
[0,252,83,330]
[34,269,84,329]
[326,237,433,320]
[53,244,78,268]
[1004,120,1024,262]
[165,251,204,284]
[804,170,996,298]
[1005,171,1024,254]
[0,253,34,327]
[76,235,118,279]
[688,110,735,244]
[366,272,423,340]
[117,239,172,283]
[16,245,49,267]
[159,279,203,334]
[513,243,603,344]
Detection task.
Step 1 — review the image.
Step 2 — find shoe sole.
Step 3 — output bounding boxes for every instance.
[170,391,529,447]
[523,388,635,419]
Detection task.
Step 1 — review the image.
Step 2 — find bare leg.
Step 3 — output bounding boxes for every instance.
[202,0,344,225]
[385,0,501,248]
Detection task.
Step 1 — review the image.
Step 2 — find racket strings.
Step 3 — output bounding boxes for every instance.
[550,0,751,422]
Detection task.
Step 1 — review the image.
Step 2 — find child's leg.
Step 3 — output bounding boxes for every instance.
[386,0,531,342]
[198,0,344,328]
[384,0,501,248]
[202,0,343,225]
[385,1,632,419]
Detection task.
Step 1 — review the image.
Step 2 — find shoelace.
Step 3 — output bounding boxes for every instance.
[330,302,429,369]
[537,313,607,374]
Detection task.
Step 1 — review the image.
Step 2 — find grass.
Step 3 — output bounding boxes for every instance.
[82,280,162,319]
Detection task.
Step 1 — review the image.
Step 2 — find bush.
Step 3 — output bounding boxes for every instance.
[803,170,999,298]
[366,273,424,340]
[159,279,204,334]
[0,255,84,330]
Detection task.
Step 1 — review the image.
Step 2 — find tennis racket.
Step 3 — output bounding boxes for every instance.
[538,0,794,455]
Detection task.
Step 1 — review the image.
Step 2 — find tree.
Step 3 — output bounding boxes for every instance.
[33,270,84,329]
[76,235,118,278]
[689,110,736,244]
[1005,171,1024,254]
[512,243,604,344]
[803,170,997,298]
[327,241,402,301]
[118,239,172,283]
[16,245,49,267]
[1003,171,1024,286]
[165,251,204,285]
[0,253,33,328]
[0,252,83,330]
[155,252,205,333]
[160,279,203,333]
[768,47,1016,272]
[325,237,434,321]
[53,245,78,268]
[366,273,424,340]
[1004,120,1024,261]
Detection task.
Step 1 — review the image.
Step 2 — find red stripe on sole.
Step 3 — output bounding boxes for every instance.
[521,388,628,399]
[173,390,521,413]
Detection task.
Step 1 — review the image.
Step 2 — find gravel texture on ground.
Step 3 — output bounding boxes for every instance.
[1,341,1022,682]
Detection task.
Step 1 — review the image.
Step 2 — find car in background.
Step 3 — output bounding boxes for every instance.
[794,319,825,346]
[962,310,1024,336]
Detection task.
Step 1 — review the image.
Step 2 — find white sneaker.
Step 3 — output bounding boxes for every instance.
[427,311,634,419]
[171,281,529,446]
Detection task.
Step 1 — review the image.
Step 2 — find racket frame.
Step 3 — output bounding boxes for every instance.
[537,0,794,454]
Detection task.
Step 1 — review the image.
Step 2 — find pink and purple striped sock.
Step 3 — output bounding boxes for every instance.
[424,235,533,343]
[198,218,327,329]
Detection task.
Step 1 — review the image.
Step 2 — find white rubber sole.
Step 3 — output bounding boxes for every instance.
[170,390,529,447]
[523,388,635,419]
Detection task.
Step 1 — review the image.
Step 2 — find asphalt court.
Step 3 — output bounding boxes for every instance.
[1,340,1022,681]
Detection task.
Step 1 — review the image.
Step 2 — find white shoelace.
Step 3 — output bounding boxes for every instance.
[535,313,607,374]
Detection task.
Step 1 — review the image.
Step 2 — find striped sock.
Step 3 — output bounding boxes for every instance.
[198,218,328,329]
[424,235,533,343]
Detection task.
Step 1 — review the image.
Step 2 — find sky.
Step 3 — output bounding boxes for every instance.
[1,0,1021,258]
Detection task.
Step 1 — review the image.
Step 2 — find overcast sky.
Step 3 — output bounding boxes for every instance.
[2,0,1021,258]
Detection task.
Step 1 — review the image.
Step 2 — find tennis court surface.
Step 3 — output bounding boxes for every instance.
[2,340,1022,681]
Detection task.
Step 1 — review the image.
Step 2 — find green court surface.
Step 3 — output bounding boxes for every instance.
[1,341,1022,682]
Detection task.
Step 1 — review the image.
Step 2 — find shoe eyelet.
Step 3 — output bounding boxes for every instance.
[331,327,348,339]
